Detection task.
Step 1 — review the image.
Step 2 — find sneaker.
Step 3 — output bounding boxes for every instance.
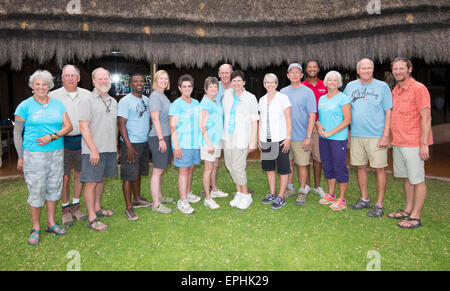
[230,192,243,207]
[367,205,384,218]
[204,198,220,209]
[236,193,253,210]
[313,187,326,198]
[132,199,152,208]
[211,189,229,198]
[152,203,172,214]
[319,194,336,205]
[296,191,306,206]
[62,205,74,227]
[271,196,287,210]
[330,199,346,211]
[303,185,311,195]
[261,193,277,205]
[177,200,195,214]
[285,187,296,198]
[71,203,87,221]
[187,192,201,203]
[349,198,372,210]
[125,206,139,221]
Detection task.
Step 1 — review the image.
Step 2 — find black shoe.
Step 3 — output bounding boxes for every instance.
[367,205,384,218]
[349,199,372,210]
[261,193,276,205]
[270,196,286,210]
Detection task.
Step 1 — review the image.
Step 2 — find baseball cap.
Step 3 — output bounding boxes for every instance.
[288,63,303,72]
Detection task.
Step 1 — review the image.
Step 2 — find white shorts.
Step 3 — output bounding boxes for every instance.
[201,146,222,162]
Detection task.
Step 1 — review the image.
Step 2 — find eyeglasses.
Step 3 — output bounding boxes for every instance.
[62,74,79,79]
[181,85,193,88]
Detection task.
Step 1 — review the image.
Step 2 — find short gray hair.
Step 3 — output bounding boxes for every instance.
[29,70,54,89]
[263,73,278,84]
[356,58,374,71]
[204,76,219,91]
[62,64,80,75]
[323,70,343,88]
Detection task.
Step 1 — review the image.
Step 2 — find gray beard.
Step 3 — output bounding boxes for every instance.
[96,84,111,94]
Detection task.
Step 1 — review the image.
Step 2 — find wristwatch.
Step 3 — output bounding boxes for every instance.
[50,133,59,141]
[306,135,311,139]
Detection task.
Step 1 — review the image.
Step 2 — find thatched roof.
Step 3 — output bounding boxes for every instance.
[0,0,449,69]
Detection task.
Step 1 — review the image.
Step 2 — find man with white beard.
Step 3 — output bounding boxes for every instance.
[79,67,118,232]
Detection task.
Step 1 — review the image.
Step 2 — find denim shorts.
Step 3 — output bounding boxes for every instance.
[174,149,201,168]
[23,149,64,208]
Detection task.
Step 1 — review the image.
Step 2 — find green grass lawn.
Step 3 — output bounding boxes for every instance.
[0,161,448,271]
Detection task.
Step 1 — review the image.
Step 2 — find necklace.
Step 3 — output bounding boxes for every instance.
[34,96,50,109]
[101,97,112,113]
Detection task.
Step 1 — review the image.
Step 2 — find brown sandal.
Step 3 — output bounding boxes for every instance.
[388,209,410,220]
[88,218,108,232]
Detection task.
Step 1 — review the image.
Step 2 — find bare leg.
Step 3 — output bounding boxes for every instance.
[299,165,308,189]
[357,165,369,201]
[203,161,214,200]
[278,174,288,198]
[30,206,41,231]
[266,170,276,195]
[313,160,322,189]
[73,171,83,200]
[84,182,98,222]
[178,167,190,200]
[45,200,57,226]
[131,176,141,201]
[374,167,387,207]
[61,174,71,205]
[122,180,133,208]
[151,168,164,207]
[210,159,219,192]
[328,178,336,196]
[338,182,348,201]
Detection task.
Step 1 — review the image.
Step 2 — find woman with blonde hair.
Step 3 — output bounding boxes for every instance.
[148,70,173,214]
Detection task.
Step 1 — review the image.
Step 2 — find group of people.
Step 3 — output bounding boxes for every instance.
[13,57,433,246]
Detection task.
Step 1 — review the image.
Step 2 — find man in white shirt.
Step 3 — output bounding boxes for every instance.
[49,64,90,227]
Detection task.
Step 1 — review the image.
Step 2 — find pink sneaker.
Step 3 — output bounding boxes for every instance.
[330,199,347,211]
[319,194,336,205]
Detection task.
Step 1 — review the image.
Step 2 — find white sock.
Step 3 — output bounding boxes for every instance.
[288,184,295,190]
[62,202,70,208]
[72,198,80,205]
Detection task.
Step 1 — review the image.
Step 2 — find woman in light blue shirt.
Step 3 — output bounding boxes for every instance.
[14,70,73,245]
[200,77,228,210]
[316,71,351,211]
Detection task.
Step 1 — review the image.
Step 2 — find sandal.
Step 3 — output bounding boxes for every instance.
[88,218,109,232]
[95,207,114,217]
[28,229,40,246]
[397,217,422,229]
[388,209,410,220]
[45,223,67,236]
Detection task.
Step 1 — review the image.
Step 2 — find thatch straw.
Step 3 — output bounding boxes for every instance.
[0,0,449,69]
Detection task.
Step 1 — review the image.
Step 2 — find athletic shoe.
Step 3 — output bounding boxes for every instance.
[319,194,336,205]
[211,189,229,198]
[132,199,152,208]
[330,199,347,211]
[125,207,139,221]
[261,193,277,205]
[230,192,243,207]
[177,200,195,214]
[160,195,174,203]
[62,205,74,227]
[271,196,287,210]
[349,198,372,210]
[313,187,327,198]
[303,185,311,195]
[187,192,201,203]
[152,203,172,214]
[236,193,253,210]
[367,205,384,218]
[204,198,220,209]
[296,191,306,206]
[285,187,296,198]
[71,203,87,221]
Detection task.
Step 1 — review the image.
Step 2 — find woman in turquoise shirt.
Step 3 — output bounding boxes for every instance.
[316,71,351,211]
[14,70,73,245]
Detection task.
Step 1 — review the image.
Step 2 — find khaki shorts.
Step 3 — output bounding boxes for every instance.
[350,137,388,168]
[289,141,311,166]
[393,146,425,185]
[311,127,321,162]
[201,146,222,162]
